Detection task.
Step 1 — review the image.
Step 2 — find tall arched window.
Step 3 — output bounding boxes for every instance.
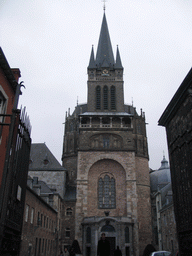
[96,86,101,110]
[98,174,116,209]
[125,227,130,243]
[86,227,91,243]
[103,86,108,110]
[111,86,116,110]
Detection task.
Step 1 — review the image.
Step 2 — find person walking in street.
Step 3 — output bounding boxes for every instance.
[64,247,70,256]
[97,233,110,256]
[114,246,122,256]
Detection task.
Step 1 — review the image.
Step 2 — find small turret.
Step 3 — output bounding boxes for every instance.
[115,45,123,69]
[88,45,96,70]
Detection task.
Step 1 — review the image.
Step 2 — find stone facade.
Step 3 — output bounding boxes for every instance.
[159,68,192,255]
[62,12,152,256]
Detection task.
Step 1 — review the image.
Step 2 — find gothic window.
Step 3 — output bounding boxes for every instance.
[86,227,91,243]
[125,227,130,243]
[103,136,110,149]
[103,86,108,110]
[111,86,116,110]
[98,174,116,209]
[96,86,101,110]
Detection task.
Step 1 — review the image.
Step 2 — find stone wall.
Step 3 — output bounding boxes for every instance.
[75,151,139,254]
[135,156,152,255]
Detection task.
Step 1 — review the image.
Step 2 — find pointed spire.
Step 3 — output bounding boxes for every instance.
[88,45,96,69]
[95,12,115,69]
[115,45,123,69]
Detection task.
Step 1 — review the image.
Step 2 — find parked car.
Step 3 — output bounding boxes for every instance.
[150,252,171,256]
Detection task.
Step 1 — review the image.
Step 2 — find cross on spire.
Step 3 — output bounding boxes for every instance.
[102,0,107,11]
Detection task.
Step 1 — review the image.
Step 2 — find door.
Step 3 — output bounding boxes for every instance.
[106,237,116,256]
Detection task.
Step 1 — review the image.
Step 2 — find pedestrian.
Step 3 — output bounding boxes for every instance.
[64,247,70,256]
[97,233,110,256]
[71,240,81,256]
[114,246,122,256]
[59,251,64,256]
[69,247,75,256]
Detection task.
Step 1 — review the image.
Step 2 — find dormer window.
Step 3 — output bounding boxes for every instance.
[43,159,49,165]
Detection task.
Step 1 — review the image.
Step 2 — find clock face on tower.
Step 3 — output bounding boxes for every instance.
[102,69,109,76]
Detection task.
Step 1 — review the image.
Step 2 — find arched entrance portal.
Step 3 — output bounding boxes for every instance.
[82,217,133,256]
[101,223,116,256]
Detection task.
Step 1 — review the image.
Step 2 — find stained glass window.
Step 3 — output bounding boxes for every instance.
[98,175,116,209]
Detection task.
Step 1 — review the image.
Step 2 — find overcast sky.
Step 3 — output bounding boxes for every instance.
[1,0,192,170]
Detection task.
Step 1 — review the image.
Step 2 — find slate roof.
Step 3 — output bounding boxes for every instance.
[150,156,171,193]
[72,103,87,116]
[37,180,55,195]
[95,12,115,69]
[88,45,96,69]
[72,104,136,117]
[29,143,66,171]
[88,12,123,70]
[115,45,123,69]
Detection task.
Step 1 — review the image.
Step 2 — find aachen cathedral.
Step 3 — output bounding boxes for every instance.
[62,10,152,256]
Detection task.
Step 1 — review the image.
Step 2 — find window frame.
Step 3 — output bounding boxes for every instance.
[103,86,108,110]
[96,86,101,110]
[0,86,8,141]
[98,174,116,209]
[25,204,29,222]
[110,86,116,110]
[30,207,34,224]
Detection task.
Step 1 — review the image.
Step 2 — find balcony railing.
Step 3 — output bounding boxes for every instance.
[79,123,131,128]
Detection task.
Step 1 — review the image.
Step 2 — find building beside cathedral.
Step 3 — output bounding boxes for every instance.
[62,12,152,256]
[159,67,192,256]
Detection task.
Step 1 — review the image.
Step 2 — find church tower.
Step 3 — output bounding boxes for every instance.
[62,11,152,256]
